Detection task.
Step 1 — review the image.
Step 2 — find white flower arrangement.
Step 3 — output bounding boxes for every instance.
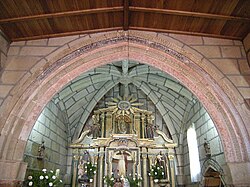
[149,164,165,180]
[25,168,63,187]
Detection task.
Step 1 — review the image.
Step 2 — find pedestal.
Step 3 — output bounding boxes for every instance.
[154,179,170,187]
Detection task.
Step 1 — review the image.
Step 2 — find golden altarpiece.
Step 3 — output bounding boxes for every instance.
[70,96,177,187]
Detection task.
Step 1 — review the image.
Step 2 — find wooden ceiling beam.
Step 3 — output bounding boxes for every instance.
[123,0,129,30]
[0,7,123,24]
[11,27,123,41]
[130,7,250,22]
[130,26,242,40]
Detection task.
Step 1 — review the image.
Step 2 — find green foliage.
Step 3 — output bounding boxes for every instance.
[149,163,165,180]
[103,175,115,187]
[126,174,142,187]
[84,162,97,179]
[25,169,63,187]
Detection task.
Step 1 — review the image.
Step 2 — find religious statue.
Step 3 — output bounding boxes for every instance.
[204,138,211,158]
[118,120,128,134]
[155,151,167,178]
[78,151,91,182]
[90,114,101,139]
[37,140,45,159]
[113,178,123,187]
[146,115,157,139]
[113,150,133,179]
[155,151,165,166]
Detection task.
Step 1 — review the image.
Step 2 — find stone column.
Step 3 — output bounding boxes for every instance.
[72,154,80,187]
[228,162,250,186]
[0,160,27,187]
[168,148,176,187]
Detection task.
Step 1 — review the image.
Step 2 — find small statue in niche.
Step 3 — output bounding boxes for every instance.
[90,114,101,139]
[78,151,91,182]
[37,140,45,159]
[146,115,157,139]
[155,151,165,167]
[155,151,167,178]
[204,138,211,158]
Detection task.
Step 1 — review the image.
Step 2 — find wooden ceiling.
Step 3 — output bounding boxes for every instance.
[0,0,249,42]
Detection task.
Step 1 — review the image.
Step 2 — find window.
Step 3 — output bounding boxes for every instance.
[187,123,201,182]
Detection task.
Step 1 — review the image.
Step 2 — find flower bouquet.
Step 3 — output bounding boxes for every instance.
[103,174,115,187]
[25,168,63,187]
[84,162,97,182]
[126,173,142,187]
[149,164,165,182]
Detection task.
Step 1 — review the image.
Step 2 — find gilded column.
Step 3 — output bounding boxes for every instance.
[148,155,154,187]
[141,148,148,187]
[98,148,104,187]
[106,112,112,136]
[134,113,140,137]
[101,113,105,138]
[93,154,98,187]
[141,114,146,139]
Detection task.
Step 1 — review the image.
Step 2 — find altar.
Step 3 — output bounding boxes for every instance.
[69,96,177,187]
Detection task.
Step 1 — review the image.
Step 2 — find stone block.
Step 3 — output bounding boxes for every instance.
[19,46,57,56]
[11,41,26,46]
[221,46,242,58]
[192,46,221,58]
[203,37,233,45]
[228,75,250,87]
[26,39,48,46]
[0,85,12,98]
[210,137,220,155]
[0,52,7,68]
[45,44,70,63]
[48,35,79,46]
[228,162,250,185]
[170,34,203,45]
[243,33,250,51]
[238,59,250,75]
[7,46,20,55]
[239,88,250,98]
[157,33,184,48]
[2,71,25,84]
[5,56,39,70]
[0,34,9,54]
[211,59,240,74]
[51,141,60,152]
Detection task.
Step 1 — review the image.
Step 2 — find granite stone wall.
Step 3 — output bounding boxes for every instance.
[24,100,69,177]
[182,100,226,186]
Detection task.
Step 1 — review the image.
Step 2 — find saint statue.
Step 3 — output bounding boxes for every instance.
[155,151,167,178]
[113,150,133,178]
[117,151,127,177]
[91,114,101,138]
[118,120,128,134]
[146,115,157,138]
[38,141,45,158]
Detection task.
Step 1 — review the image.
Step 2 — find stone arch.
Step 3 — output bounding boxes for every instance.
[0,31,249,184]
